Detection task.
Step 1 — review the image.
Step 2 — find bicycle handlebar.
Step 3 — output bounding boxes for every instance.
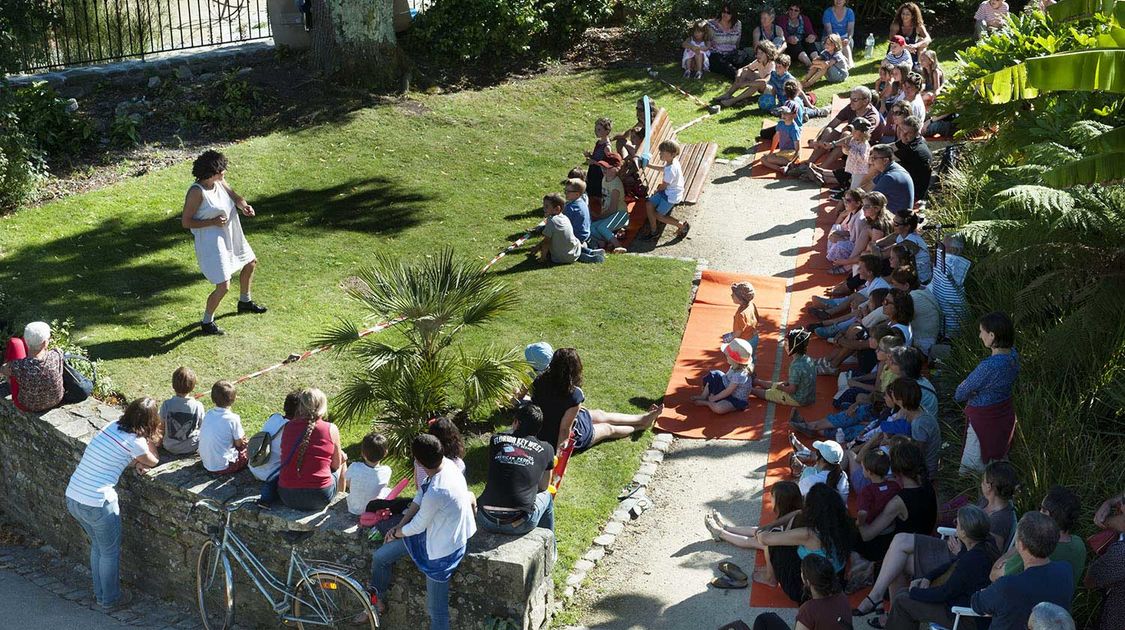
[192,495,262,515]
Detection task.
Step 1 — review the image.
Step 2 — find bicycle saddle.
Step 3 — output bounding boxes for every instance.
[281,529,316,546]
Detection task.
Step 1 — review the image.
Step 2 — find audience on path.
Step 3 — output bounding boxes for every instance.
[1,321,65,413]
[477,403,556,536]
[706,481,804,552]
[970,512,1075,630]
[893,116,933,203]
[991,486,1086,586]
[277,388,348,511]
[370,434,476,630]
[867,144,915,215]
[65,397,161,611]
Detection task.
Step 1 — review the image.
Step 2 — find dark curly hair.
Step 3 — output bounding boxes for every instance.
[1042,486,1081,533]
[428,417,465,460]
[801,484,854,568]
[890,439,928,484]
[888,288,915,325]
[532,347,583,397]
[801,553,842,598]
[192,150,228,180]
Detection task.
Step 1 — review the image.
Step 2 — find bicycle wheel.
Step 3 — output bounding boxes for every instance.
[292,570,379,629]
[196,539,235,630]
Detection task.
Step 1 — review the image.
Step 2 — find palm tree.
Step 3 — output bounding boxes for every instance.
[314,248,528,452]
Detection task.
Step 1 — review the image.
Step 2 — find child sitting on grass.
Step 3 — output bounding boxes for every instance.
[760,99,803,176]
[802,33,848,89]
[345,432,392,516]
[682,19,713,79]
[885,35,913,69]
[199,380,248,474]
[537,193,605,265]
[759,54,796,112]
[808,117,870,190]
[692,338,755,415]
[642,140,690,240]
[159,366,204,455]
[751,328,816,407]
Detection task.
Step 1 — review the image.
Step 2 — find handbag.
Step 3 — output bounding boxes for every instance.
[259,434,303,505]
[61,353,96,405]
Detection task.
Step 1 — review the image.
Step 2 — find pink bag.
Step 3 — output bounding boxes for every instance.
[358,477,411,527]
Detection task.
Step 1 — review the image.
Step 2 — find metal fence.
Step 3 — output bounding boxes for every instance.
[15,0,273,73]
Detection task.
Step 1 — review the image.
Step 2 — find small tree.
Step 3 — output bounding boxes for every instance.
[307,0,406,85]
[315,249,528,452]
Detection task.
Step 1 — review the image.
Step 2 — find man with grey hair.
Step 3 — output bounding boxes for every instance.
[929,234,971,338]
[895,115,933,200]
[801,86,883,168]
[1028,602,1075,630]
[970,512,1075,630]
[1,321,65,412]
[868,143,915,214]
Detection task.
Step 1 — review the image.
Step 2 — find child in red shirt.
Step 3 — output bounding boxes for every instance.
[856,448,900,527]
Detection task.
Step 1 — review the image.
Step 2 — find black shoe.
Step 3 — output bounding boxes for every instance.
[237,299,268,314]
[200,322,225,336]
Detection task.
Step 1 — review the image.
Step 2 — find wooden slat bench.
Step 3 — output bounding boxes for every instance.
[639,108,718,205]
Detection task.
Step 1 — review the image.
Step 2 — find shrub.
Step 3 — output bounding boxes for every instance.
[0,127,44,212]
[407,0,610,65]
[620,0,709,49]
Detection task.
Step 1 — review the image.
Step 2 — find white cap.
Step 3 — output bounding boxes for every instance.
[811,440,844,465]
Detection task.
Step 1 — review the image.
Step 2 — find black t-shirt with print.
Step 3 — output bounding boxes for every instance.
[477,432,555,514]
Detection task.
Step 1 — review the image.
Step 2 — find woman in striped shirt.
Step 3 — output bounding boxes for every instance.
[65,398,161,610]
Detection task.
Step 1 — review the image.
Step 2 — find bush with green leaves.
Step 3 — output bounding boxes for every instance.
[408,0,610,64]
[314,249,529,453]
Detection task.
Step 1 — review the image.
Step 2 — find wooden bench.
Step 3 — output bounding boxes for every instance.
[639,108,718,205]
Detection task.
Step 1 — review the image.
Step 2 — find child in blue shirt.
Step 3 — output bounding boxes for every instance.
[759,54,795,111]
[761,82,803,175]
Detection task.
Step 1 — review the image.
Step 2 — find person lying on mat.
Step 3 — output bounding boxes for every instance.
[530,347,661,453]
[752,483,854,603]
[705,480,803,551]
[692,338,755,415]
[751,554,851,629]
[750,329,816,407]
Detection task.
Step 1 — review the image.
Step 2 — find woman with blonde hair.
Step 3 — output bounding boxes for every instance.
[278,388,348,511]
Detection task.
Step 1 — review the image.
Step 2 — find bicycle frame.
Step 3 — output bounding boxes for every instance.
[203,507,357,626]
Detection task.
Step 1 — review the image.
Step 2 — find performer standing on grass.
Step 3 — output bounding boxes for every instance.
[181,150,267,335]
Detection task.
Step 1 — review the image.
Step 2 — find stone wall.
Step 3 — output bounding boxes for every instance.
[0,397,554,629]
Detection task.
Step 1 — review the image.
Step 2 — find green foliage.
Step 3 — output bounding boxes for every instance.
[170,72,263,136]
[110,113,143,147]
[619,0,706,49]
[0,127,44,212]
[408,0,610,64]
[314,249,529,453]
[0,0,59,73]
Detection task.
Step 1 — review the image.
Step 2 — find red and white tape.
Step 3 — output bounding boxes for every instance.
[646,68,716,135]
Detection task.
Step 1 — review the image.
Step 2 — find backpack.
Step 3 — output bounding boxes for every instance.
[247,422,286,468]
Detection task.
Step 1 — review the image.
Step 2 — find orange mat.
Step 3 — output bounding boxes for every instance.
[748,189,874,609]
[653,270,786,441]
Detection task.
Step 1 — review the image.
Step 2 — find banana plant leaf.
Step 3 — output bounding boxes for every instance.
[1047,0,1125,25]
[1043,150,1125,186]
[1088,124,1125,151]
[972,50,1125,103]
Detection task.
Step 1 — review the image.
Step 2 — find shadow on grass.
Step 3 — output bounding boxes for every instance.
[1,177,434,339]
[84,312,240,360]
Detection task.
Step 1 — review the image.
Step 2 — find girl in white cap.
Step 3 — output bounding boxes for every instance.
[692,338,755,415]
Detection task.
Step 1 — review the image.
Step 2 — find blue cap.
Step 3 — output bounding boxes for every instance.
[524,342,554,373]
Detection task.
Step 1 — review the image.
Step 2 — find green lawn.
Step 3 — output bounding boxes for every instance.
[0,67,696,586]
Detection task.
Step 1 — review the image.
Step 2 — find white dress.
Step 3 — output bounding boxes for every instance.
[189,182,255,284]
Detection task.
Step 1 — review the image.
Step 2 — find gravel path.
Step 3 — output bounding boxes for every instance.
[567,163,822,629]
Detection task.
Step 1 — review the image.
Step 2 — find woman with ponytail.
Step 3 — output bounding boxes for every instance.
[278,388,347,511]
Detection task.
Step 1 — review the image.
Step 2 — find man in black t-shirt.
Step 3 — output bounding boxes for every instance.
[894,115,933,201]
[477,404,556,535]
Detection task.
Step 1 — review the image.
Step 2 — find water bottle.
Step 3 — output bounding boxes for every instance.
[865,32,875,58]
[835,428,846,445]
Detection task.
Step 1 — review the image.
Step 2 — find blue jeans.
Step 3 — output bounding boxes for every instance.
[478,492,555,535]
[590,211,629,247]
[66,497,122,606]
[371,539,451,630]
[577,245,605,264]
[815,317,854,338]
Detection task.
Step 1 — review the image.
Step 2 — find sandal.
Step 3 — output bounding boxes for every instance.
[718,561,748,582]
[710,576,748,589]
[675,222,691,238]
[867,616,887,629]
[852,594,880,617]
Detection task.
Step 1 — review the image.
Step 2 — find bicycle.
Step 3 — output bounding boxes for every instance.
[192,496,379,629]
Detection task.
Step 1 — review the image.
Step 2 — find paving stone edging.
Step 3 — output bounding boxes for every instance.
[552,257,709,616]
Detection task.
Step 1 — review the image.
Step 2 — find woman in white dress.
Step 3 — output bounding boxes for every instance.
[181,150,266,335]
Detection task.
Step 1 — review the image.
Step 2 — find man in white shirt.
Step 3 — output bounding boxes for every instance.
[370,434,476,630]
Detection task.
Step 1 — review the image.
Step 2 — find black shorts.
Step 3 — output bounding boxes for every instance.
[832,169,852,188]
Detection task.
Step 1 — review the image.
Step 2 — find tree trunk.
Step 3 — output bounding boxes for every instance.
[308,0,403,85]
